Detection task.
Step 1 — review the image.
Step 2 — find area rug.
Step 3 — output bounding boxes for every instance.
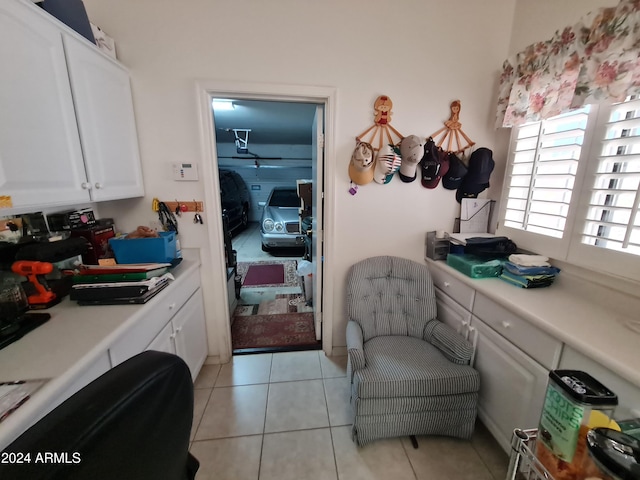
[234,294,313,316]
[243,263,284,286]
[231,312,316,349]
[236,260,299,288]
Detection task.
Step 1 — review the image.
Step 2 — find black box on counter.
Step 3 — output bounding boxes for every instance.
[47,209,96,231]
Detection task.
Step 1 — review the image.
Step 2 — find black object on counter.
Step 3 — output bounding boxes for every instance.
[0,313,51,351]
[587,428,640,480]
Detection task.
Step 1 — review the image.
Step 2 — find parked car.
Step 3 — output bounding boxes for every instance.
[260,186,305,251]
[219,169,250,232]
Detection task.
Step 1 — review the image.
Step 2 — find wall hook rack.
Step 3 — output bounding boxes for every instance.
[161,200,204,213]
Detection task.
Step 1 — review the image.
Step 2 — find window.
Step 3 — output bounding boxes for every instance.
[503,107,590,239]
[498,98,640,282]
[581,98,640,255]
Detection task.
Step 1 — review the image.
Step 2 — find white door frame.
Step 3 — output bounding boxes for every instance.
[195,80,337,363]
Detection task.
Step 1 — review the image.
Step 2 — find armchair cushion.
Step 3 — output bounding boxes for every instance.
[423,319,474,365]
[352,336,479,399]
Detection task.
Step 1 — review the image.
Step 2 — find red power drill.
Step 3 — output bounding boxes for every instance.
[11,261,57,307]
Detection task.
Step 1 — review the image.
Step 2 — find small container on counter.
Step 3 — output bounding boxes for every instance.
[586,428,640,480]
[535,370,619,480]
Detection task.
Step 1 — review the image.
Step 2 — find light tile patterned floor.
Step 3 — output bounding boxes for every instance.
[190,350,509,480]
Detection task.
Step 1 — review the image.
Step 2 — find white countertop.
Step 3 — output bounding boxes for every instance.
[426,259,640,389]
[0,250,201,449]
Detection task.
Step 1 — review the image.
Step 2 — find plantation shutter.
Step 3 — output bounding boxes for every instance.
[581,97,640,255]
[504,107,590,238]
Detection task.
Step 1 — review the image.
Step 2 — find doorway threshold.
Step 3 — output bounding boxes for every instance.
[233,342,322,356]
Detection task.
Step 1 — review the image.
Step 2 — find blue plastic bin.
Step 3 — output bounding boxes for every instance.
[108,231,177,264]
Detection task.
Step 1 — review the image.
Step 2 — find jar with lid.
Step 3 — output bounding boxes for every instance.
[535,370,618,480]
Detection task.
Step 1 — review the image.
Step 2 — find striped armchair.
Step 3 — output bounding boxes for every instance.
[346,256,480,446]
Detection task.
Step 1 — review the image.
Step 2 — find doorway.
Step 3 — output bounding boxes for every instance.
[195,81,336,363]
[211,99,320,354]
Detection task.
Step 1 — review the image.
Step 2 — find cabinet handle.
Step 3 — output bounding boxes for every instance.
[443,281,451,288]
[81,182,92,190]
[175,327,182,333]
[168,303,176,310]
[94,182,103,189]
[501,321,511,329]
[460,320,470,340]
[170,333,176,339]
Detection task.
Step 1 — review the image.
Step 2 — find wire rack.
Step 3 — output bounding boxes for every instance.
[506,429,556,480]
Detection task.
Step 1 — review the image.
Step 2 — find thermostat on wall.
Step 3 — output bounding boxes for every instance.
[173,163,199,181]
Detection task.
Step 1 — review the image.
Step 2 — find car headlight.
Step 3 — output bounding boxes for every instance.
[274,222,284,232]
[263,218,274,232]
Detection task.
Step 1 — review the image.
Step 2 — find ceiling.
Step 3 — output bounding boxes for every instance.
[212,99,318,146]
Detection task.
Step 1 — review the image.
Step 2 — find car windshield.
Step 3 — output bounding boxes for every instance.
[268,189,299,207]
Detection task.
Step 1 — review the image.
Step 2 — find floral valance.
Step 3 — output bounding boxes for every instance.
[496,0,640,128]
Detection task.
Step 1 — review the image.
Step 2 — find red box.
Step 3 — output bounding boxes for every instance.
[70,226,115,264]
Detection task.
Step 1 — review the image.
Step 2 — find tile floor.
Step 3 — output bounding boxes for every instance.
[189,350,509,480]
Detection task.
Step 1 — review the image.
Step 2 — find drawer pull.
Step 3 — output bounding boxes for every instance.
[168,303,176,310]
[501,321,511,329]
[443,281,451,288]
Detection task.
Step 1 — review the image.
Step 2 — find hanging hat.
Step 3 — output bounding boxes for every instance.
[349,142,375,185]
[373,144,402,184]
[442,152,468,190]
[420,138,449,189]
[456,147,495,202]
[398,135,424,183]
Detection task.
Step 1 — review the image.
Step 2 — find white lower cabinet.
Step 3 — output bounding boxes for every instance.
[471,316,550,452]
[146,288,207,381]
[435,288,472,337]
[559,346,640,419]
[147,322,176,355]
[429,264,559,454]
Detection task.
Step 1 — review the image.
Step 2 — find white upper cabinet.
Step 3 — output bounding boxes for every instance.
[0,1,90,210]
[0,0,144,213]
[63,33,144,201]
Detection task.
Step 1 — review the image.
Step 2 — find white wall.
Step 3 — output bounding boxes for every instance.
[509,0,619,54]
[83,0,601,357]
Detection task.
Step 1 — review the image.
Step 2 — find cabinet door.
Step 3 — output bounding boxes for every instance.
[146,322,176,355]
[172,289,207,381]
[63,33,144,201]
[472,316,549,453]
[0,1,90,211]
[435,288,472,337]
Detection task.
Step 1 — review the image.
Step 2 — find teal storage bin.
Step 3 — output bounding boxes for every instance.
[446,253,502,278]
[109,231,177,264]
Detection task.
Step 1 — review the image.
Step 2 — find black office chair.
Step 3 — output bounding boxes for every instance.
[0,351,199,480]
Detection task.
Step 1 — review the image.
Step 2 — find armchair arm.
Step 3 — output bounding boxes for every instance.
[423,319,474,365]
[346,320,366,377]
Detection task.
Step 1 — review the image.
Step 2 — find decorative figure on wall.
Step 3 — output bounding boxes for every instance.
[429,100,475,154]
[356,95,404,151]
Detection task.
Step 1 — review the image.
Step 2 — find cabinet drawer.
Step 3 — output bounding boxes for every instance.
[109,268,201,366]
[428,265,475,311]
[473,293,561,369]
